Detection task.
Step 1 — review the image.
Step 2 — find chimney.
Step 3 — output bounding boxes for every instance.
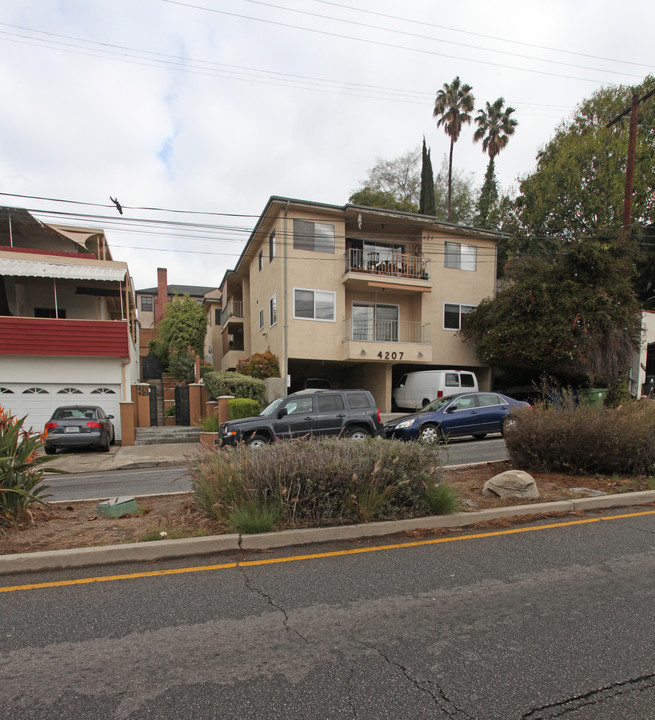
[155,267,168,326]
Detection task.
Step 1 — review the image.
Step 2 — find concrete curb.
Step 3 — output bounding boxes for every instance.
[2,491,655,576]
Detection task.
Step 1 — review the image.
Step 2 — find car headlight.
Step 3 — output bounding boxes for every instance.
[395,418,416,429]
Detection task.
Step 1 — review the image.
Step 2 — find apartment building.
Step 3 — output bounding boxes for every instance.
[217,196,501,412]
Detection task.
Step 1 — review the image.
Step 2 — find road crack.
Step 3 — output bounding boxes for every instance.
[367,644,476,719]
[521,672,655,718]
[238,566,308,642]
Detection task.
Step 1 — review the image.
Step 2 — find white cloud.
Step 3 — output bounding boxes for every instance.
[1,0,653,289]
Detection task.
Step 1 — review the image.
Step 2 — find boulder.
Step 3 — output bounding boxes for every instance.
[483,470,539,500]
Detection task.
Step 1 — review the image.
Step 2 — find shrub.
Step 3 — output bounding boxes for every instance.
[423,481,459,515]
[236,351,281,379]
[0,407,59,527]
[204,370,266,407]
[227,500,282,534]
[229,398,261,419]
[504,399,655,476]
[168,349,196,383]
[165,403,176,418]
[188,438,444,529]
[197,415,220,432]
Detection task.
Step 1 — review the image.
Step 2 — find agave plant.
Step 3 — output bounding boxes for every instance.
[0,408,62,527]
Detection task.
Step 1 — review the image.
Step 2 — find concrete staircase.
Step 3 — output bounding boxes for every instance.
[134,426,201,446]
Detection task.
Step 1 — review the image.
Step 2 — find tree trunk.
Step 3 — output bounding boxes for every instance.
[447,139,454,222]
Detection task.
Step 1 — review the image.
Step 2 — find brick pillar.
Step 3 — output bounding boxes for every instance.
[217,395,234,423]
[155,267,168,326]
[189,383,202,427]
[134,383,151,428]
[120,401,135,446]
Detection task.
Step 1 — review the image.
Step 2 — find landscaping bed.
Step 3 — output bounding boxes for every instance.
[1,461,650,556]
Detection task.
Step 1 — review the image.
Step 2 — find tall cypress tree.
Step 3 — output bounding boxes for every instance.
[419,137,436,215]
[473,157,499,228]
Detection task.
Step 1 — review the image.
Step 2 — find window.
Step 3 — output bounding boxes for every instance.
[215,308,221,325]
[285,396,314,415]
[91,387,116,394]
[444,242,477,271]
[445,373,460,387]
[57,387,83,394]
[347,392,371,409]
[317,394,345,413]
[294,289,335,321]
[140,295,153,312]
[23,387,48,394]
[259,308,264,330]
[0,387,14,394]
[258,250,263,271]
[477,393,503,407]
[293,219,335,254]
[352,303,398,342]
[461,373,476,388]
[269,295,277,327]
[269,230,276,261]
[443,303,475,330]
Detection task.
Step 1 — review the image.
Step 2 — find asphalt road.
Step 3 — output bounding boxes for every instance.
[2,506,655,718]
[44,437,509,502]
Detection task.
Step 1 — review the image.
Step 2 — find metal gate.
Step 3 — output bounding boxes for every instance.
[141,354,162,380]
[149,385,158,426]
[174,384,190,426]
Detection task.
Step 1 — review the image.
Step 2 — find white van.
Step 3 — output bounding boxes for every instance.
[393,370,479,411]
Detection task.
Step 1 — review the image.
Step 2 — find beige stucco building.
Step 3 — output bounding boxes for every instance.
[217,197,502,412]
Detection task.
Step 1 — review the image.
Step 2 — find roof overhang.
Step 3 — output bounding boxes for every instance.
[0,257,127,282]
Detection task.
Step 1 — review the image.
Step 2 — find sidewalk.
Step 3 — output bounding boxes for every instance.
[41,443,198,474]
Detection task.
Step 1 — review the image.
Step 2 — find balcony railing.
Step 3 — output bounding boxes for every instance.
[343,317,431,344]
[220,300,244,326]
[344,249,431,281]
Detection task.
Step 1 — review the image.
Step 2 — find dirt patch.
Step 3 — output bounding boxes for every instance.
[1,461,652,555]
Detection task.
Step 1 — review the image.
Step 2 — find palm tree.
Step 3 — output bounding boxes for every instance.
[433,77,475,221]
[473,97,518,166]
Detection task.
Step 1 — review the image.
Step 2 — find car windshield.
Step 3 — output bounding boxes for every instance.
[259,397,286,417]
[421,397,454,413]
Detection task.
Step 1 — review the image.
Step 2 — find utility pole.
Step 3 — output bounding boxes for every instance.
[607,87,655,235]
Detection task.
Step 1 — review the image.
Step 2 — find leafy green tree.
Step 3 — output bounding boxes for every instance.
[349,149,420,211]
[152,295,208,379]
[433,155,477,225]
[514,76,655,241]
[419,137,435,215]
[433,77,475,221]
[461,236,641,387]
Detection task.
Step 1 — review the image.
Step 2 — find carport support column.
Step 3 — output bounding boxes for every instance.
[367,364,393,413]
[120,401,135,446]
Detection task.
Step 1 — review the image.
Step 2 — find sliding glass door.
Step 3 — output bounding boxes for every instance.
[352,303,399,342]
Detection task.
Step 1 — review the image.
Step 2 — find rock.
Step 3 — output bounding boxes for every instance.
[483,470,539,500]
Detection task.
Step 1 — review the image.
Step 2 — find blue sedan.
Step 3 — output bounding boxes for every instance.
[384,391,530,442]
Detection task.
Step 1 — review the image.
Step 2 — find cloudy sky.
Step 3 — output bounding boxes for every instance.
[1,0,653,290]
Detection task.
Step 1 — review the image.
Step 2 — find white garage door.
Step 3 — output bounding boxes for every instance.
[0,383,122,441]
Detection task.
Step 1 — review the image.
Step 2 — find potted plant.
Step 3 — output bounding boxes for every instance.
[164,403,176,426]
[197,414,220,447]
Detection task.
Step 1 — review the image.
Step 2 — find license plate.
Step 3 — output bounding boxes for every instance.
[65,426,80,433]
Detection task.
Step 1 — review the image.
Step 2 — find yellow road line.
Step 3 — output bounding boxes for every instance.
[2,509,655,594]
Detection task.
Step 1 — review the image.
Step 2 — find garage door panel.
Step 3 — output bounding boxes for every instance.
[0,384,122,440]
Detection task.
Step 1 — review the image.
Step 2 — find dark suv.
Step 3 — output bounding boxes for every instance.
[216,389,382,448]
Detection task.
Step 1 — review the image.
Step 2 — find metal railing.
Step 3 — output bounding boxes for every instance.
[343,317,431,344]
[344,248,431,281]
[220,300,244,326]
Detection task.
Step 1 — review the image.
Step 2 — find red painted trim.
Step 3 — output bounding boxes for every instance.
[0,317,129,357]
[0,246,92,259]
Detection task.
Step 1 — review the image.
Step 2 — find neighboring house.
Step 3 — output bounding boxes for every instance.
[0,207,139,441]
[135,267,221,365]
[216,196,501,411]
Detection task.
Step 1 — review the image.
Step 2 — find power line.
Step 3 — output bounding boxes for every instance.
[160,0,647,84]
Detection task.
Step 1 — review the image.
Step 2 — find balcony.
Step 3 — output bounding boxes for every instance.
[221,300,244,328]
[0,317,130,357]
[343,249,431,292]
[342,317,432,363]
